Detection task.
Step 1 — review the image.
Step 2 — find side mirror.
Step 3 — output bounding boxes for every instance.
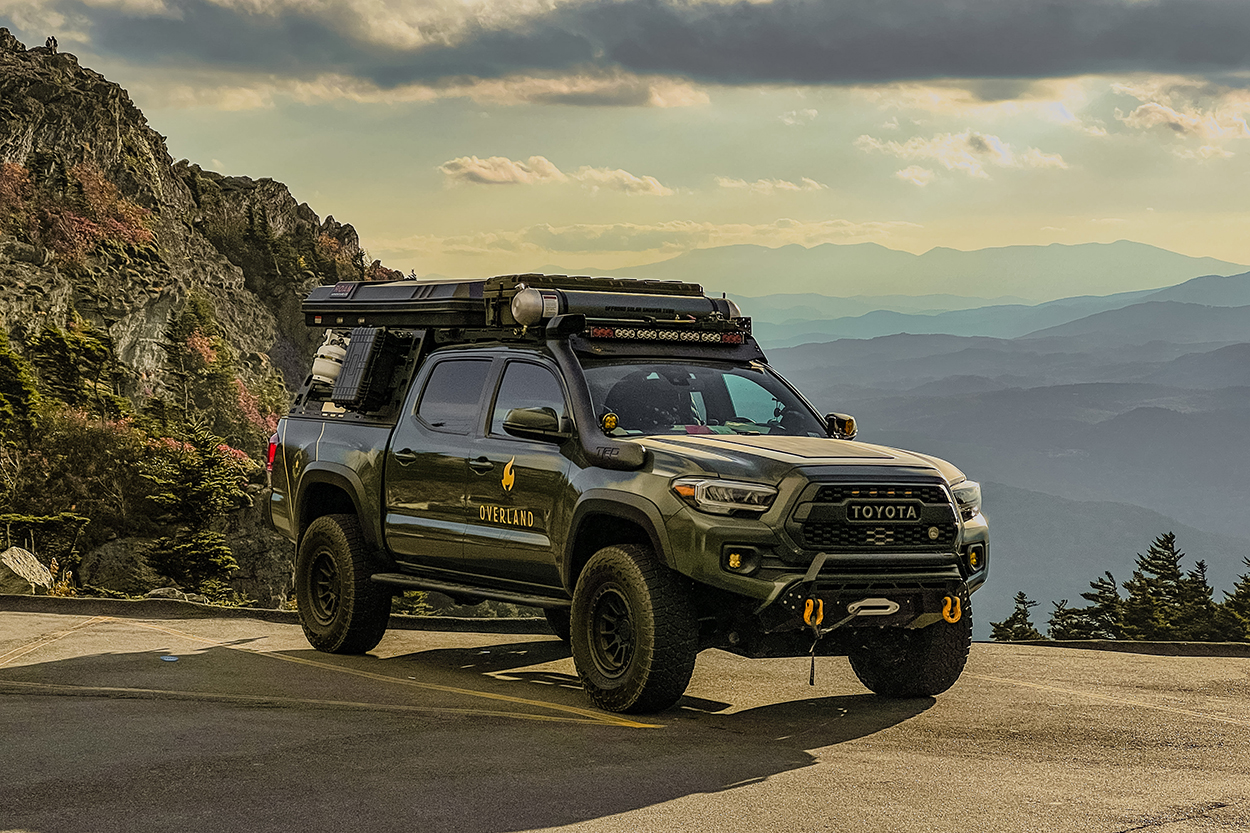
[503,407,571,443]
[825,412,858,440]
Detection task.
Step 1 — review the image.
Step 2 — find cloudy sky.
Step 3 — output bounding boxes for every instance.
[3,0,1250,282]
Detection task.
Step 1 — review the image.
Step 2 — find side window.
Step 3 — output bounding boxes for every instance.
[490,362,567,436]
[416,359,492,434]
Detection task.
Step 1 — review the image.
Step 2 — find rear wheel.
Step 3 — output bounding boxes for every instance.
[295,514,392,654]
[570,545,697,714]
[848,609,972,698]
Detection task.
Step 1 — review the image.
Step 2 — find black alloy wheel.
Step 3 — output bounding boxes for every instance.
[588,585,635,677]
[295,514,392,654]
[570,544,697,714]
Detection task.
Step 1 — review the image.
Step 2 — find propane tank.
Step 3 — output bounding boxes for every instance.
[310,331,349,384]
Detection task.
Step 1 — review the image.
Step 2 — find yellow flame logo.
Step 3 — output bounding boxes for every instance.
[501,457,515,491]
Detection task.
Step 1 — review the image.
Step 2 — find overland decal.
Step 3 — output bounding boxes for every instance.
[479,504,535,527]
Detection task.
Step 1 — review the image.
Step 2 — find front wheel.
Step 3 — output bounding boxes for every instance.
[570,545,697,714]
[848,610,972,698]
[295,514,392,654]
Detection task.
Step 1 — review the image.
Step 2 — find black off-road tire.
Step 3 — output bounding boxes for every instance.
[570,545,698,714]
[295,514,392,654]
[848,609,973,698]
[544,607,572,642]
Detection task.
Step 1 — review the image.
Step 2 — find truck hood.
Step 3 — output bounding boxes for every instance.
[636,434,966,483]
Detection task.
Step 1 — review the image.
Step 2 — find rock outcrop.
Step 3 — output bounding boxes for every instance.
[0,28,365,391]
[0,29,380,605]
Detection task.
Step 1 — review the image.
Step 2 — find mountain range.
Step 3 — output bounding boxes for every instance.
[560,240,1246,302]
[756,271,1250,637]
[744,271,1250,348]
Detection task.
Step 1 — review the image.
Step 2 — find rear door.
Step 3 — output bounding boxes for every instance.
[461,357,573,589]
[384,354,493,573]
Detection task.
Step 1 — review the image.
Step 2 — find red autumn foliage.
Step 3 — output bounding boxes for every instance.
[0,161,153,265]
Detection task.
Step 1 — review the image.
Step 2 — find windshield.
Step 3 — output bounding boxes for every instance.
[582,361,827,437]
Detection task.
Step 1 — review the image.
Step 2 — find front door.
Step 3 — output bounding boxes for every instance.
[461,359,573,589]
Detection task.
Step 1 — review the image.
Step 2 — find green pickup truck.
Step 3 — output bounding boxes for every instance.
[265,274,989,713]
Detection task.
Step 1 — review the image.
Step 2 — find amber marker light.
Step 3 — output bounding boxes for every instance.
[673,481,698,499]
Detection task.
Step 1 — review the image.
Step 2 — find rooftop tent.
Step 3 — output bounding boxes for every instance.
[302,273,738,329]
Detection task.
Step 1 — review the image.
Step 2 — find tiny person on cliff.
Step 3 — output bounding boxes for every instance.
[45,35,57,53]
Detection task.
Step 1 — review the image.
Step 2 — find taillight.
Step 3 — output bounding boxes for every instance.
[267,432,279,472]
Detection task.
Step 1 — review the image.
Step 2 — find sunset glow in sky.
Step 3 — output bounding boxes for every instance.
[3,0,1249,283]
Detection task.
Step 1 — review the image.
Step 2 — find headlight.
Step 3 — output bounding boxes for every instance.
[951,480,982,521]
[672,477,778,516]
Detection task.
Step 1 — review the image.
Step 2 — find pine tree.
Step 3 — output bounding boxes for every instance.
[1174,560,1219,641]
[1214,558,1250,642]
[0,330,39,441]
[1078,571,1124,639]
[1047,600,1091,639]
[991,591,1045,641]
[1120,532,1186,640]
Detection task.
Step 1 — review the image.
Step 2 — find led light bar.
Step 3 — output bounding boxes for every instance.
[585,326,746,344]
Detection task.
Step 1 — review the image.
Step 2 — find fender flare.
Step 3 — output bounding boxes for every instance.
[564,490,674,588]
[295,463,381,551]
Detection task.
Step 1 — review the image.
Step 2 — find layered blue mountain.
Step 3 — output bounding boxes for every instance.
[754,271,1250,638]
[607,240,1244,300]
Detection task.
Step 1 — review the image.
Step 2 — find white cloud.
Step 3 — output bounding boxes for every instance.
[780,108,817,126]
[571,166,674,196]
[1117,101,1250,140]
[437,155,567,186]
[437,155,674,195]
[894,166,934,187]
[715,176,827,194]
[855,130,1068,179]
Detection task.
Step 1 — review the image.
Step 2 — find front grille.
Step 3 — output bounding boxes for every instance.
[801,521,958,550]
[813,484,947,504]
[797,481,957,553]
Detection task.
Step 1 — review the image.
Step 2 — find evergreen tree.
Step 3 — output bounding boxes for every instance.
[140,419,253,592]
[1047,600,1092,640]
[1078,571,1125,639]
[1120,532,1186,640]
[1174,560,1219,641]
[0,330,39,441]
[991,591,1045,641]
[26,319,129,419]
[1214,558,1250,642]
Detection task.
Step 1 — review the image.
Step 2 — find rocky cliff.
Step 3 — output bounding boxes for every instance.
[0,29,379,605]
[0,27,364,392]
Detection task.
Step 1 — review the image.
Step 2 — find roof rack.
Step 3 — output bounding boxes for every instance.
[302,273,748,335]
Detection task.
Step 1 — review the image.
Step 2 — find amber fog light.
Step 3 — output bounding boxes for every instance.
[965,543,986,572]
[722,545,763,576]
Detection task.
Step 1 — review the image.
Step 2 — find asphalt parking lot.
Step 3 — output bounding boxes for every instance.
[1,606,1248,833]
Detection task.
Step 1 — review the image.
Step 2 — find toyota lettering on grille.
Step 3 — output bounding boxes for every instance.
[846,501,924,523]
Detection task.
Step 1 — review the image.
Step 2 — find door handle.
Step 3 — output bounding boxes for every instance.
[393,448,419,465]
[468,456,494,474]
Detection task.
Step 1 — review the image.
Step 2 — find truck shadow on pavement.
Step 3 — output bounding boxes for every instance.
[0,636,933,833]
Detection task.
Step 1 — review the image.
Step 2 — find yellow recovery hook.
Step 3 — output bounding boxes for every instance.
[942,595,962,623]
